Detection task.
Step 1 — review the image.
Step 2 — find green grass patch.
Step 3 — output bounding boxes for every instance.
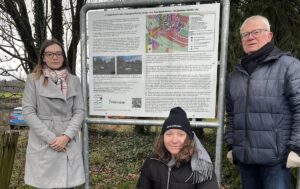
[0,92,23,98]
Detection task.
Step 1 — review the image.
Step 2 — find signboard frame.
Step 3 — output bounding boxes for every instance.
[80,0,230,188]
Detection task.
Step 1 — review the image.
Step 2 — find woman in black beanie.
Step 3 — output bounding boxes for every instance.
[136,107,219,189]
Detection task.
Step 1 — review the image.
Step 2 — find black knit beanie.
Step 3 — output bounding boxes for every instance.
[161,107,192,137]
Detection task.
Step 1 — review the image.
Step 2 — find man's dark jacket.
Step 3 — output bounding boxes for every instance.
[136,157,218,189]
[225,46,300,165]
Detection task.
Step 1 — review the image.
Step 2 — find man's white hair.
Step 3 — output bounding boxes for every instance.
[240,15,271,33]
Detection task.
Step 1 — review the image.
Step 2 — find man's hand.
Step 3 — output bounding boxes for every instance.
[49,135,70,152]
[227,150,233,164]
[287,151,300,168]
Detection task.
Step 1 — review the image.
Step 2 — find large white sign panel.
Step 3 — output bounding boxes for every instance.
[88,3,220,118]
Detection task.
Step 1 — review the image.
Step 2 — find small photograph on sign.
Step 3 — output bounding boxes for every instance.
[93,56,116,75]
[117,55,142,75]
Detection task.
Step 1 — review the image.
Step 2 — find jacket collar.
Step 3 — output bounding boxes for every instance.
[235,46,291,73]
[39,74,77,100]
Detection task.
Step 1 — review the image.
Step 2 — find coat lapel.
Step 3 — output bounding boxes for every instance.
[38,74,78,100]
[66,75,78,99]
[39,75,66,100]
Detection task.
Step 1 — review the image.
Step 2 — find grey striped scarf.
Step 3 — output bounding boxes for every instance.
[186,132,213,184]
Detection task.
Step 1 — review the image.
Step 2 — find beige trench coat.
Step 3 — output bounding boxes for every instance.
[22,74,85,188]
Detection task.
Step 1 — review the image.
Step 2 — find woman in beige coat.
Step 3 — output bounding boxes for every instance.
[22,39,85,188]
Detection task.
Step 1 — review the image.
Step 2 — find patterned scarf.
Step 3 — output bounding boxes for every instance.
[42,65,68,97]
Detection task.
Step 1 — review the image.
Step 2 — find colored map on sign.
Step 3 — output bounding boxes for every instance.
[146,13,189,53]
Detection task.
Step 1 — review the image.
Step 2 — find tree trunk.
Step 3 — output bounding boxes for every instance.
[51,0,63,43]
[33,0,46,49]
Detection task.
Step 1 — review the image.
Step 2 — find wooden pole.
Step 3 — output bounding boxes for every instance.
[0,130,19,188]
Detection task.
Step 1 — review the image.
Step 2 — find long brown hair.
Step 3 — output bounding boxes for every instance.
[32,39,69,85]
[152,134,194,167]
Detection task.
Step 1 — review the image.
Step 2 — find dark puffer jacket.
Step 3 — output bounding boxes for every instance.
[136,157,218,189]
[225,48,300,165]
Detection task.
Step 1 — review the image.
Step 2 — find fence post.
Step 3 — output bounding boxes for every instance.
[0,130,19,188]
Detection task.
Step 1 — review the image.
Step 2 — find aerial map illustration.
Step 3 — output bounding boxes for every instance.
[146,13,189,53]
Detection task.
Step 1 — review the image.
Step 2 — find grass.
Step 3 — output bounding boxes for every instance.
[0,92,23,98]
[8,126,155,189]
[87,126,154,189]
[6,125,248,188]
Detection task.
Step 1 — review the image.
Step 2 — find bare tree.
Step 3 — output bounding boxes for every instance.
[51,0,63,43]
[67,0,85,73]
[0,0,87,80]
[33,0,46,49]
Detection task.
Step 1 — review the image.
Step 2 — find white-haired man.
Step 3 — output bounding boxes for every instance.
[225,15,300,189]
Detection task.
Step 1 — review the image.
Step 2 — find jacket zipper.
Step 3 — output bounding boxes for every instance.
[149,157,173,188]
[167,167,171,189]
